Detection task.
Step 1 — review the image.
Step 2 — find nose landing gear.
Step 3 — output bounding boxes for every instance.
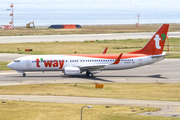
[23,73,26,77]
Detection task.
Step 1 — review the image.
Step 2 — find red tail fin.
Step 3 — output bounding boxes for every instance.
[129,24,169,55]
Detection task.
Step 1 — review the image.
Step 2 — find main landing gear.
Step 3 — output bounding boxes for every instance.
[86,71,93,77]
[23,73,26,77]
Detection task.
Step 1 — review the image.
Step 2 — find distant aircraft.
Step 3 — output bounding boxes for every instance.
[7,24,169,77]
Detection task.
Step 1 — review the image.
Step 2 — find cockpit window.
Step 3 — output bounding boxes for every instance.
[14,60,20,63]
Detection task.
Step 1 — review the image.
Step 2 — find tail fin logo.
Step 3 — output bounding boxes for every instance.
[154,34,161,49]
[154,33,166,49]
[161,33,166,41]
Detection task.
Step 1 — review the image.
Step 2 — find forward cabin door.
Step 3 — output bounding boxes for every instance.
[138,58,143,65]
[26,59,32,70]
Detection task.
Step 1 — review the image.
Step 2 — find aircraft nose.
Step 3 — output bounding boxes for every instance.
[7,62,14,69]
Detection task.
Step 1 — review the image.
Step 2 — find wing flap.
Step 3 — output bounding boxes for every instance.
[80,64,108,70]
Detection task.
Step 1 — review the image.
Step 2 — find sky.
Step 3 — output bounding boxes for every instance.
[1,0,180,5]
[0,0,180,25]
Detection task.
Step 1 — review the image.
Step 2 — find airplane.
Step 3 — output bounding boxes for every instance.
[7,24,169,77]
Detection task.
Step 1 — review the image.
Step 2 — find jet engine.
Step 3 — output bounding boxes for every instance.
[64,67,81,75]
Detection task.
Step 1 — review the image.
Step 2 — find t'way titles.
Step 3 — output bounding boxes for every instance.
[36,58,64,69]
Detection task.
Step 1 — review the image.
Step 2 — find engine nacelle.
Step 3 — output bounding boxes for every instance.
[64,67,81,75]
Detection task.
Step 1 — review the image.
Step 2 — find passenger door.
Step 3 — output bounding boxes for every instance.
[138,58,143,65]
[26,60,32,70]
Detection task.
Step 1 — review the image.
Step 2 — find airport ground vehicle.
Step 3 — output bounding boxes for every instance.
[26,22,35,28]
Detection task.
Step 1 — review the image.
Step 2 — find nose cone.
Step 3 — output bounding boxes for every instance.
[7,62,14,69]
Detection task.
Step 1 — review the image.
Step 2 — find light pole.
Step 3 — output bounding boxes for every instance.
[81,106,92,120]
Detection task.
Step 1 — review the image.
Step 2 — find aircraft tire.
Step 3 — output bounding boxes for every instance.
[23,73,26,77]
[86,71,93,77]
[88,73,93,77]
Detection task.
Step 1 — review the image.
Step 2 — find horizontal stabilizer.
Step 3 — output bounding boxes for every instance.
[152,53,172,58]
[151,54,166,58]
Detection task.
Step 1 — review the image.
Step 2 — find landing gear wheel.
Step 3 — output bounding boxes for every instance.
[86,71,93,77]
[23,73,26,77]
[88,73,93,77]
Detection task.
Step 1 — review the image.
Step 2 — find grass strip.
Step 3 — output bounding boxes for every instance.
[0,83,180,102]
[1,100,174,120]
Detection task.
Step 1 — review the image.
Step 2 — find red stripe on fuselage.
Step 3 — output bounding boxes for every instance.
[66,54,148,59]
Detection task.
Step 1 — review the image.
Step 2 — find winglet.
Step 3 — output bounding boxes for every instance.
[102,47,108,54]
[112,53,123,65]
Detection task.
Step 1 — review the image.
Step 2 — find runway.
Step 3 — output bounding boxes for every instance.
[0,59,180,86]
[0,95,180,118]
[0,32,180,44]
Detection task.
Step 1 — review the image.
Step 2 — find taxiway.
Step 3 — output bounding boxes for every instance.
[0,32,180,44]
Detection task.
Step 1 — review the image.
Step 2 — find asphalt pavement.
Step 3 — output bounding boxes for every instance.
[0,59,180,86]
[0,32,180,44]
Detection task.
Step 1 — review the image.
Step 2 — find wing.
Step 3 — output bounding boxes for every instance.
[79,53,123,71]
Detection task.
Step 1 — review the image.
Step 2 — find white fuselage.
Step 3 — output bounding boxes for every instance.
[7,54,164,72]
